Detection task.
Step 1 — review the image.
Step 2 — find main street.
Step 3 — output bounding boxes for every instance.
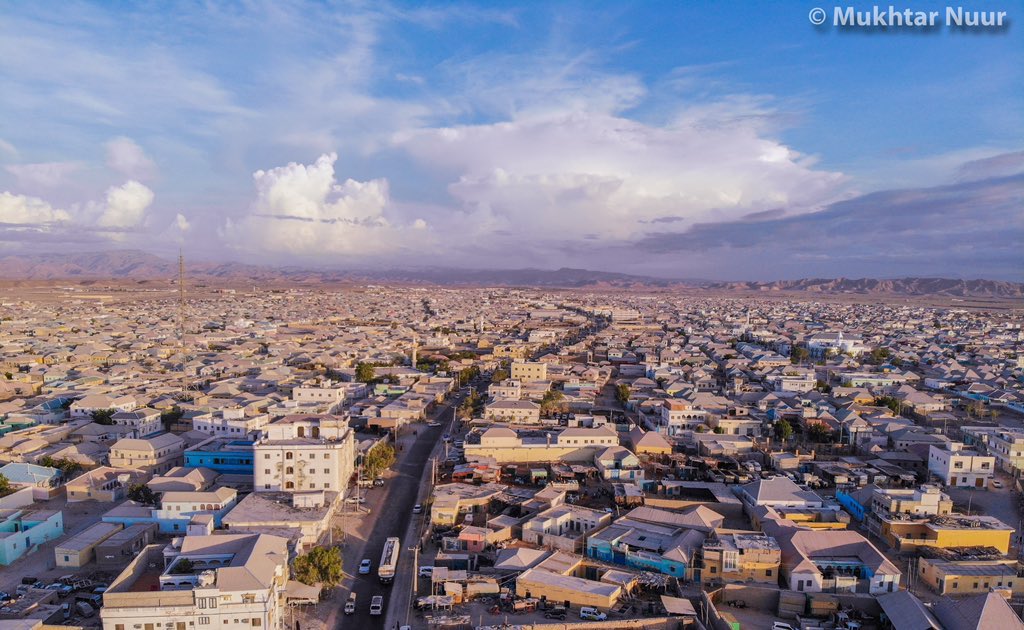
[333,392,460,629]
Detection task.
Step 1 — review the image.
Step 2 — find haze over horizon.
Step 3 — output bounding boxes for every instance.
[1,2,1022,280]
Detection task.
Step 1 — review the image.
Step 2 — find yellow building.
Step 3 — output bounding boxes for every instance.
[918,549,1024,597]
[515,552,627,610]
[887,514,1014,554]
[700,533,781,586]
[510,361,548,382]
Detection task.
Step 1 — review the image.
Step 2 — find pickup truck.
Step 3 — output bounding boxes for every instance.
[344,592,356,615]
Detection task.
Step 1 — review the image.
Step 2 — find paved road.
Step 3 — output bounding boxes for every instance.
[338,398,455,629]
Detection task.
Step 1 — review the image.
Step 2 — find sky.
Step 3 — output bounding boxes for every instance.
[0,0,1022,280]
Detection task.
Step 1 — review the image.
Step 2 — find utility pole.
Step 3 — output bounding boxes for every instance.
[178,250,187,399]
[406,543,419,627]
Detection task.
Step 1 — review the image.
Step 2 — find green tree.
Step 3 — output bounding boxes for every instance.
[540,389,566,415]
[712,426,724,434]
[170,558,195,575]
[869,347,891,364]
[491,368,510,383]
[806,423,834,443]
[363,443,396,479]
[615,384,631,406]
[37,456,82,477]
[91,408,116,425]
[694,424,708,433]
[355,362,375,383]
[127,483,158,505]
[873,396,902,415]
[0,474,12,497]
[3,372,12,380]
[774,418,794,441]
[292,546,343,590]
[790,346,810,365]
[816,380,832,394]
[161,408,184,430]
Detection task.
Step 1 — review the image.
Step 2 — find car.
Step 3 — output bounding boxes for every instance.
[772,623,795,630]
[442,434,451,442]
[454,441,464,449]
[373,478,385,487]
[428,421,441,428]
[579,607,607,621]
[991,480,1004,489]
[344,592,357,615]
[358,559,372,574]
[544,606,567,620]
[370,595,384,616]
[418,566,434,578]
[413,504,423,514]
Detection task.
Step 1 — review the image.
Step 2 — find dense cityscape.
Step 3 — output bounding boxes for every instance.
[0,281,1020,630]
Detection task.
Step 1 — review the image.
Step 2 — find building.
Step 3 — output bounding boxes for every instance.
[511,361,548,382]
[522,505,611,553]
[700,533,781,586]
[0,509,63,565]
[593,446,644,482]
[917,547,1024,597]
[157,488,239,528]
[483,400,541,424]
[69,394,137,419]
[927,442,995,488]
[109,434,185,475]
[192,408,269,439]
[184,437,255,474]
[988,429,1024,475]
[253,415,355,494]
[464,427,618,464]
[111,408,162,438]
[737,476,825,510]
[66,467,151,503]
[882,514,1014,555]
[95,523,159,570]
[515,551,627,611]
[806,332,866,357]
[55,521,123,567]
[655,400,708,436]
[221,491,339,549]
[587,507,717,579]
[100,533,289,630]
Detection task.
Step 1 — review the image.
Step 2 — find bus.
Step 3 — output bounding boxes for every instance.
[378,537,400,584]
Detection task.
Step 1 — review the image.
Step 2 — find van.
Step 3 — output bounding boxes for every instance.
[579,607,607,621]
[344,592,357,615]
[370,595,384,616]
[75,601,95,618]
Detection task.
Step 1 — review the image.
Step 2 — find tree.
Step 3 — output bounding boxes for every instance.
[127,483,158,505]
[874,396,902,415]
[806,423,834,443]
[363,443,396,479]
[37,456,82,477]
[0,474,12,497]
[869,347,891,364]
[3,372,11,380]
[540,390,565,415]
[91,408,116,425]
[712,426,724,434]
[170,558,195,574]
[292,546,343,590]
[615,384,631,406]
[355,362,375,383]
[161,408,184,430]
[694,425,708,433]
[774,419,794,441]
[790,346,810,365]
[491,368,510,383]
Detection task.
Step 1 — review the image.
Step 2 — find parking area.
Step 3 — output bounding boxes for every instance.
[945,469,1021,528]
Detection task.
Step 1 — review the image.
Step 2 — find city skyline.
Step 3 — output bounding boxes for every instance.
[1,1,1022,280]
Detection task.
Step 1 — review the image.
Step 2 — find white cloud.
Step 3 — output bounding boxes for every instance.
[223,153,427,259]
[0,191,72,225]
[396,107,847,245]
[5,161,81,188]
[106,137,156,179]
[0,138,17,159]
[174,213,191,232]
[96,180,155,229]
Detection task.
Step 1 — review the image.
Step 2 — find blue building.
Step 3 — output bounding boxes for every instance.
[586,517,703,579]
[835,485,877,522]
[184,437,254,474]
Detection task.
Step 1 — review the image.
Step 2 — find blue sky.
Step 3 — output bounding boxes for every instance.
[1,1,1021,279]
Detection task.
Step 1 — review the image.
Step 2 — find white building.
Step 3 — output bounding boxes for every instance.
[100,533,288,630]
[806,332,866,357]
[192,408,269,439]
[111,408,162,438]
[70,394,137,419]
[291,379,366,409]
[928,442,995,488]
[254,414,355,495]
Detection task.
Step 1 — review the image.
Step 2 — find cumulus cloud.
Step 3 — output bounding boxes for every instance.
[5,161,81,188]
[0,138,17,159]
[95,180,155,229]
[222,153,427,259]
[0,191,72,226]
[395,107,847,247]
[105,136,156,179]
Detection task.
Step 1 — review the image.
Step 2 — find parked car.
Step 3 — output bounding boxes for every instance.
[772,623,795,630]
[373,478,385,487]
[579,607,607,621]
[75,601,95,618]
[344,592,357,615]
[413,504,423,514]
[544,606,567,620]
[20,577,39,586]
[370,595,384,616]
[359,559,372,574]
[428,421,441,428]
[418,566,434,578]
[991,480,1004,489]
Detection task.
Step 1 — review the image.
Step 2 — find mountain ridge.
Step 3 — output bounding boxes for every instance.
[1,250,1021,296]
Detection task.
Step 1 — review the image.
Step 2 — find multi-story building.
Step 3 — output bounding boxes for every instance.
[510,361,548,382]
[483,400,541,423]
[0,509,63,565]
[700,533,781,586]
[291,379,366,409]
[927,442,995,487]
[184,437,255,475]
[111,408,162,438]
[770,371,817,394]
[654,400,708,436]
[522,504,611,552]
[488,379,522,401]
[988,429,1024,475]
[806,332,866,357]
[917,547,1024,597]
[100,533,289,630]
[109,434,185,475]
[253,414,355,495]
[192,408,269,439]
[883,513,1014,555]
[464,426,618,464]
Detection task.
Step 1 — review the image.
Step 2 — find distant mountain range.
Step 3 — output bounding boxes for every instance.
[1,250,1021,297]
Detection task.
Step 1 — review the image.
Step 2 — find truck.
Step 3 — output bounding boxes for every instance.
[378,537,400,584]
[344,592,357,615]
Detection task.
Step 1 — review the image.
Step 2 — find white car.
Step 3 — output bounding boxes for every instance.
[772,623,795,630]
[413,504,423,514]
[992,480,1004,489]
[418,566,434,578]
[370,595,384,616]
[358,559,372,574]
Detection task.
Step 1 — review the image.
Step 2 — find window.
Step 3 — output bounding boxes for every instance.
[286,452,294,460]
[264,454,270,459]
[264,469,270,475]
[251,620,261,627]
[766,569,773,576]
[116,625,125,630]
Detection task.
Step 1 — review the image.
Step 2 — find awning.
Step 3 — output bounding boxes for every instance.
[660,595,697,617]
[285,580,320,604]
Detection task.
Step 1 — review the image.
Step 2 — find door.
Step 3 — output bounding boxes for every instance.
[976,478,984,488]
